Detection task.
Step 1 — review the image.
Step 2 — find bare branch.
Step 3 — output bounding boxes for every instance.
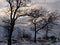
[13,0,22,19]
[36,23,48,32]
[7,0,13,22]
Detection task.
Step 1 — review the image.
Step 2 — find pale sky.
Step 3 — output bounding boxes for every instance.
[31,0,60,10]
[31,0,59,3]
[0,0,60,10]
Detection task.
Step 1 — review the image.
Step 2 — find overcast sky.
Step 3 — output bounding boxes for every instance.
[31,0,60,10]
[0,0,60,10]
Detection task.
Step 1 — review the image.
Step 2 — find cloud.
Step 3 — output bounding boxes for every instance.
[30,0,60,11]
[45,0,59,3]
[0,0,60,11]
[49,1,60,9]
[31,0,59,3]
[0,0,3,2]
[0,8,8,17]
[0,0,8,8]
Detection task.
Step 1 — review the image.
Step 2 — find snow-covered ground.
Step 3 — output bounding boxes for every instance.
[0,40,60,45]
[0,22,60,45]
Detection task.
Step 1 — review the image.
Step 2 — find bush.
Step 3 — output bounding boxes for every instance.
[23,31,32,41]
[43,36,57,40]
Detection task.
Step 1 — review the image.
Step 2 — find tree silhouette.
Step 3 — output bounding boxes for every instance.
[42,11,60,39]
[5,0,28,45]
[26,8,49,42]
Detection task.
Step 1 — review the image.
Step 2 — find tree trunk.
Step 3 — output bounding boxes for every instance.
[8,22,14,45]
[34,23,36,43]
[8,31,12,45]
[45,26,48,39]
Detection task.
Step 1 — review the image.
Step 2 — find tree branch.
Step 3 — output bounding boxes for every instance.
[7,0,13,23]
[36,23,48,32]
[13,0,21,19]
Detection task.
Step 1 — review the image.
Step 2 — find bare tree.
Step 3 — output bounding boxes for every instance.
[42,11,60,39]
[5,0,28,45]
[26,8,60,42]
[26,8,49,42]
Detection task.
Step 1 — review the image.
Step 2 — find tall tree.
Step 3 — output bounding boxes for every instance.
[6,0,28,45]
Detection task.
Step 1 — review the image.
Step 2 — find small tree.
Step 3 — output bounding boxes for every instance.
[26,8,48,42]
[42,11,60,39]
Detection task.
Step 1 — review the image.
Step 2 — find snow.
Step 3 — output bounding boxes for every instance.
[0,41,60,45]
